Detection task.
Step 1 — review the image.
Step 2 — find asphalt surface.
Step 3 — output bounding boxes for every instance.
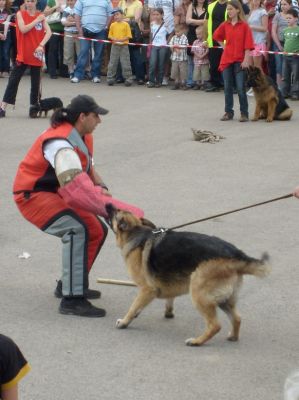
[1,75,299,400]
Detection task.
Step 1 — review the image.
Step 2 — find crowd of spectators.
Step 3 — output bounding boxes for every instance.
[0,0,298,97]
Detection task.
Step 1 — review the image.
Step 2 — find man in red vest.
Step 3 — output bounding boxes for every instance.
[13,95,143,317]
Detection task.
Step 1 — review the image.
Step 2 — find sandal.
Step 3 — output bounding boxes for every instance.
[220,113,233,121]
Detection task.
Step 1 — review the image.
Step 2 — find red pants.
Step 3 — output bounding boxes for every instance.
[14,191,108,296]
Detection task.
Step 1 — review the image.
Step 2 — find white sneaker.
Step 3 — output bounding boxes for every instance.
[247,88,253,96]
[70,76,80,83]
[162,77,169,86]
[92,77,101,83]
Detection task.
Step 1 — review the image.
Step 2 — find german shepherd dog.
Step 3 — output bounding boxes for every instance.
[247,66,292,122]
[29,97,63,118]
[106,205,271,346]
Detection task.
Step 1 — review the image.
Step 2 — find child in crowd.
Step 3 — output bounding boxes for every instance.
[191,25,209,90]
[147,8,172,88]
[248,0,268,71]
[169,23,189,89]
[0,334,30,400]
[61,0,79,80]
[107,8,133,86]
[281,8,299,100]
[0,0,12,78]
[213,0,254,122]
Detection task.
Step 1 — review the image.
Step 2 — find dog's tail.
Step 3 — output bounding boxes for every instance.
[238,252,271,278]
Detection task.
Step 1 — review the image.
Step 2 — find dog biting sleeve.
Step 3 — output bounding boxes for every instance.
[58,172,144,219]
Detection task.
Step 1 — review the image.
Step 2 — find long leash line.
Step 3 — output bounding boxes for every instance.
[153,193,293,233]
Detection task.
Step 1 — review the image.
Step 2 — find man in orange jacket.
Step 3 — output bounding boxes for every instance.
[13,94,144,317]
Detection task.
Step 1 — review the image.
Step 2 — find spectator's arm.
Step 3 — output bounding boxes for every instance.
[271,19,283,50]
[75,13,83,36]
[250,13,268,32]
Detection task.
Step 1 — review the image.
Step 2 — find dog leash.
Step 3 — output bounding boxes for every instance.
[153,193,293,234]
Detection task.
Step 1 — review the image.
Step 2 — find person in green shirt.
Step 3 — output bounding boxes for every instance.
[45,0,69,78]
[281,8,299,100]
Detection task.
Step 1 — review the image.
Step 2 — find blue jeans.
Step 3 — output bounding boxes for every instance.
[74,28,106,80]
[222,62,248,117]
[148,47,168,84]
[281,55,299,97]
[187,55,194,86]
[0,32,11,72]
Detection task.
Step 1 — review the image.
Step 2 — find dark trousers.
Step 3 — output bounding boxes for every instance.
[0,32,11,72]
[3,62,41,105]
[208,46,223,88]
[47,33,68,78]
[281,55,299,97]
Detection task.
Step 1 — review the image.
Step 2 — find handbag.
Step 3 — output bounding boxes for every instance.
[46,10,61,24]
[147,22,164,59]
[129,20,143,44]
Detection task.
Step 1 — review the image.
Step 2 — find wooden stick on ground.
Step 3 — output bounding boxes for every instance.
[97,278,136,287]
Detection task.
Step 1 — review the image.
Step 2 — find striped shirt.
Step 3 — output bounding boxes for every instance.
[169,33,188,61]
[74,0,113,32]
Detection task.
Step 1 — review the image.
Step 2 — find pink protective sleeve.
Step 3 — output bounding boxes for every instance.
[58,172,144,219]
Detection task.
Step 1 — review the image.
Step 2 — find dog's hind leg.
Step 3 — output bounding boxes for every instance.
[164,298,174,319]
[277,108,293,120]
[116,288,156,329]
[219,297,241,342]
[186,300,221,346]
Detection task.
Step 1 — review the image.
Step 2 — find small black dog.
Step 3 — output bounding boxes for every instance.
[29,97,63,118]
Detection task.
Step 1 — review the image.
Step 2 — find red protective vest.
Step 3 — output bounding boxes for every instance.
[16,10,46,66]
[13,123,94,194]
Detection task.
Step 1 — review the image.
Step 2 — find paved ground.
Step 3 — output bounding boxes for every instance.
[1,75,299,400]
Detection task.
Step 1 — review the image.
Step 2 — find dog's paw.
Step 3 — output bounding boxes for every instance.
[251,117,258,122]
[185,338,201,346]
[164,310,174,319]
[266,118,273,123]
[227,334,239,342]
[116,319,128,329]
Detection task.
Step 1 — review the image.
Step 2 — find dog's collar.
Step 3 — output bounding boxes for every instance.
[152,227,168,235]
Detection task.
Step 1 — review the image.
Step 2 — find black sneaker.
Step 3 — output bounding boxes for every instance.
[54,280,101,299]
[29,104,40,118]
[59,297,106,317]
[0,108,6,118]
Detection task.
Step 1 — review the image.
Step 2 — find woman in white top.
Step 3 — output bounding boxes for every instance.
[271,0,292,86]
[248,0,268,70]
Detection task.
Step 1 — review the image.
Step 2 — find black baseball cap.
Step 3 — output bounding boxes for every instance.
[67,95,109,115]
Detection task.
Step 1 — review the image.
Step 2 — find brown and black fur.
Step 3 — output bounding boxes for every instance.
[106,205,271,347]
[247,66,292,122]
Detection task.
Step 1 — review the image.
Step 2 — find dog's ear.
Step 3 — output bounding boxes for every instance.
[141,218,156,229]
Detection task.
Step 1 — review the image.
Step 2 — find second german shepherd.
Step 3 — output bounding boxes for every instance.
[247,66,292,122]
[107,205,271,346]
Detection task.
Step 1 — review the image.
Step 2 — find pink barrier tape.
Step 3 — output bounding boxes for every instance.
[1,21,299,56]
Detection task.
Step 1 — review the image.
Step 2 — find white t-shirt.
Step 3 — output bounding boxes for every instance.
[43,139,74,167]
[148,0,180,32]
[248,8,268,45]
[151,22,171,46]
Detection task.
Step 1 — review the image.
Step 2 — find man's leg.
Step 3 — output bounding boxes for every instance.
[90,29,106,79]
[73,37,91,81]
[14,192,108,317]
